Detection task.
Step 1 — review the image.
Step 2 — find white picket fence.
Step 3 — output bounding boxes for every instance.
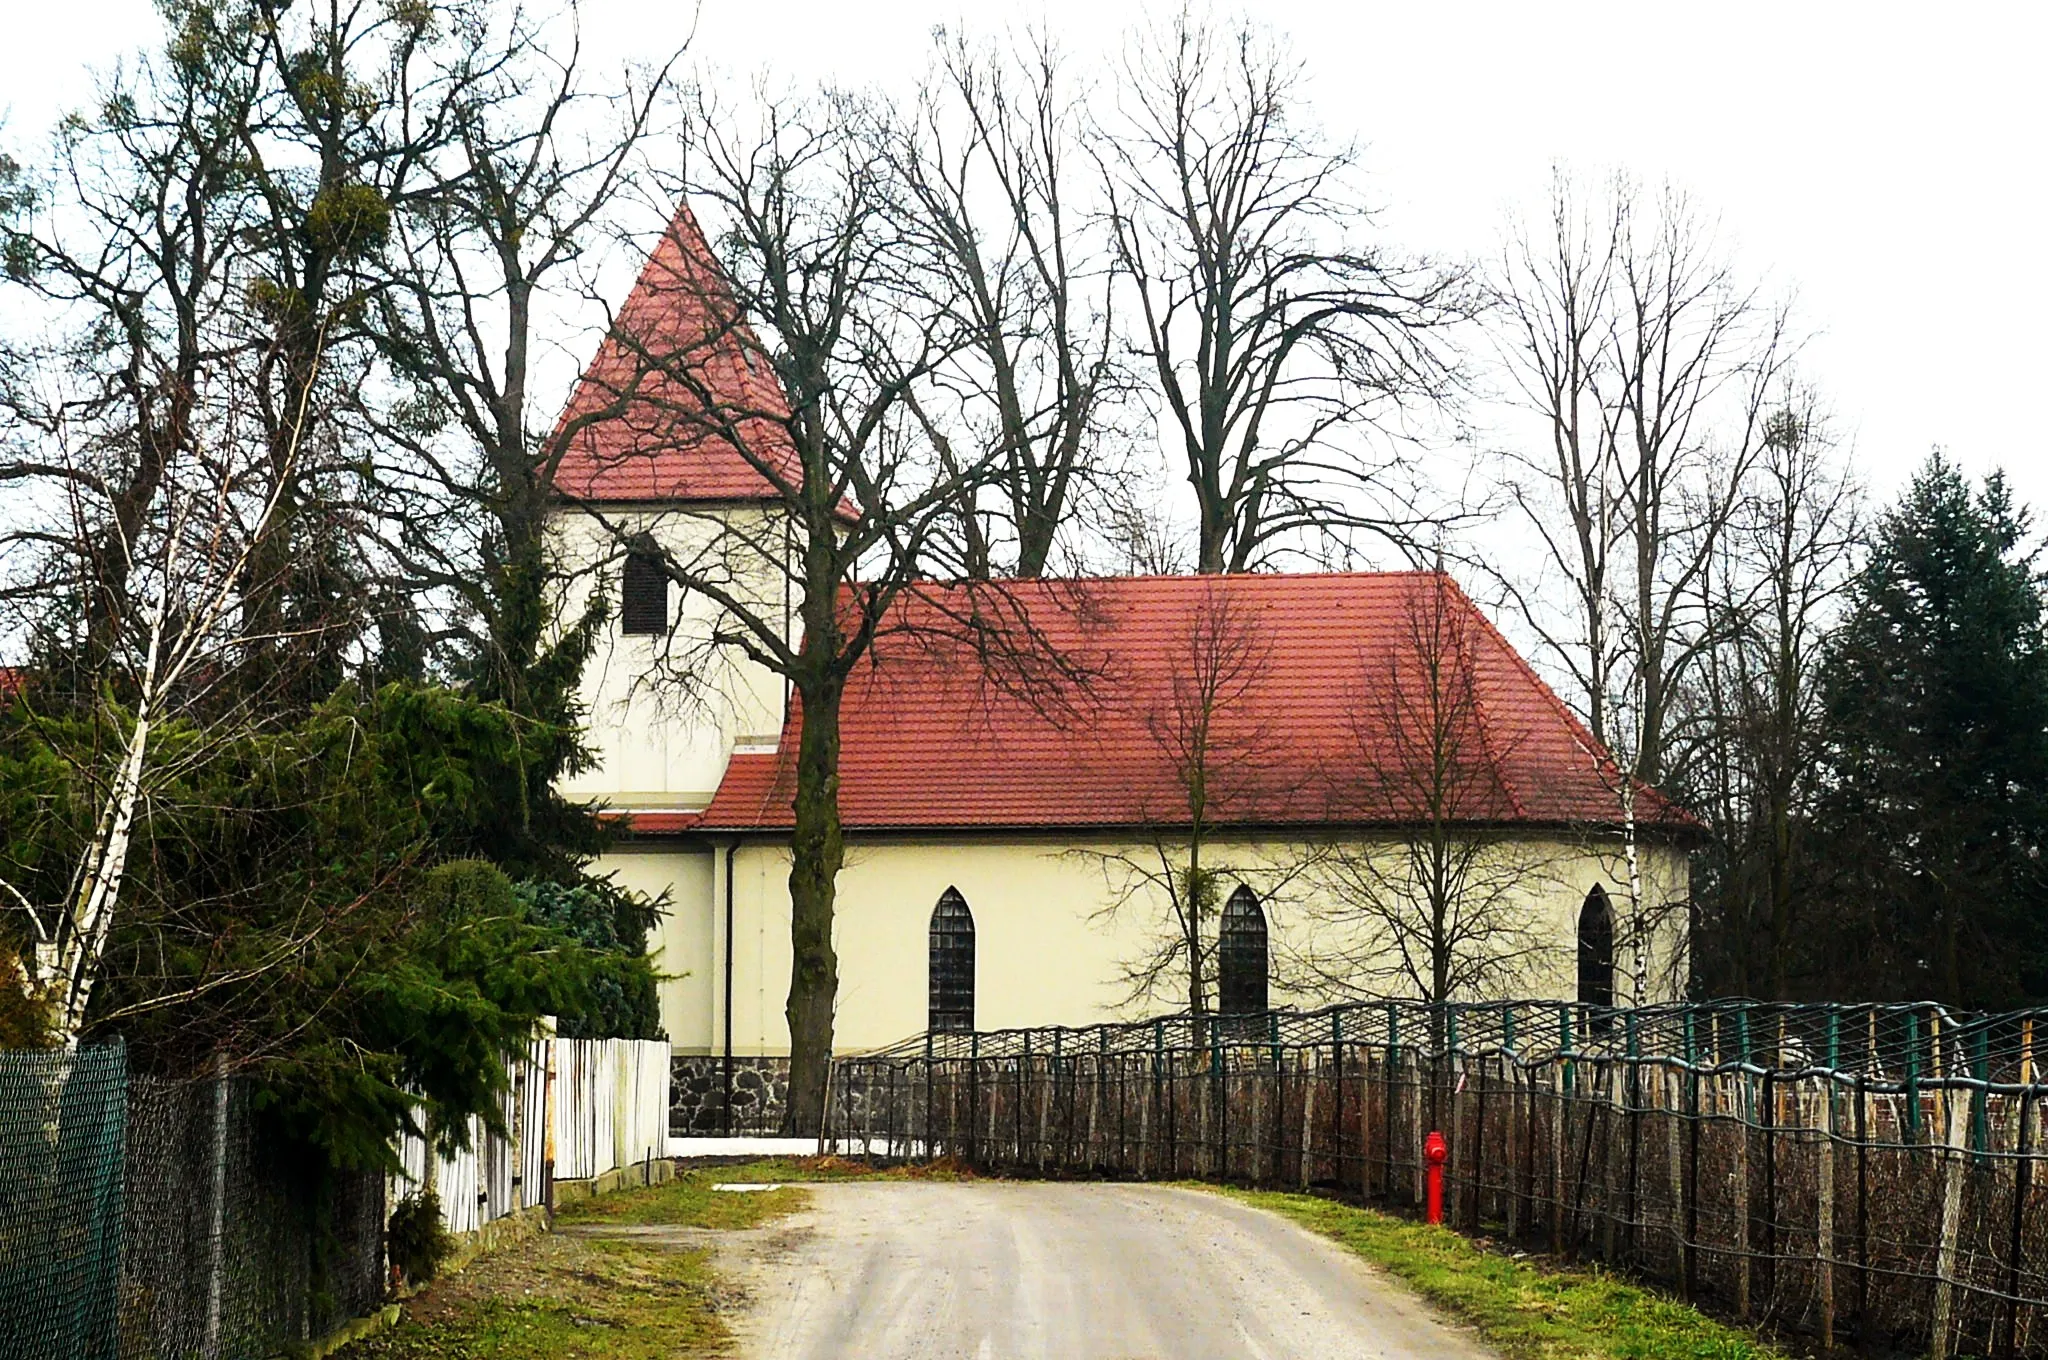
[549,1037,671,1180]
[390,1036,669,1234]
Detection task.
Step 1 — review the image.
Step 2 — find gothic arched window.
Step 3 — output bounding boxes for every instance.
[928,887,975,1033]
[1578,885,1616,1012]
[1218,884,1269,1015]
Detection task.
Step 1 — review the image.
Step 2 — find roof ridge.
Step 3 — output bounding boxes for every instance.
[684,571,1696,835]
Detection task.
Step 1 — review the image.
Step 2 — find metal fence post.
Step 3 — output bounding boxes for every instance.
[1385,1004,1400,1204]
[1855,1070,1870,1333]
[1759,1068,1776,1319]
[1331,1010,1346,1194]
[1017,1030,1029,1167]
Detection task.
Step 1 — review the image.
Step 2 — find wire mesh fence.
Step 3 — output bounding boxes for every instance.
[123,1074,385,1360]
[0,1032,669,1359]
[833,998,2048,1359]
[0,1042,125,1360]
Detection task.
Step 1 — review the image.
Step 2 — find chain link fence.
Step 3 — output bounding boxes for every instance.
[0,1034,671,1359]
[123,1076,384,1359]
[0,1042,126,1360]
[834,998,2048,1360]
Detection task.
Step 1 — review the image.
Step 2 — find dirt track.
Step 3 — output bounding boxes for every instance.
[721,1181,1495,1360]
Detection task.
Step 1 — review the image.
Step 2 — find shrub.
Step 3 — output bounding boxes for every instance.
[386,1191,454,1288]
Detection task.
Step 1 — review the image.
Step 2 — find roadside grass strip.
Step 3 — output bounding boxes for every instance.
[1219,1188,1789,1360]
[554,1167,812,1230]
[336,1165,832,1360]
[332,1232,731,1360]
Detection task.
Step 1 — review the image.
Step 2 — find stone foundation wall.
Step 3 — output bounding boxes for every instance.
[670,1055,791,1135]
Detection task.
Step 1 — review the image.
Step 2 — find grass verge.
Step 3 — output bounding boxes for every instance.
[1218,1188,1788,1360]
[331,1231,732,1360]
[335,1161,850,1360]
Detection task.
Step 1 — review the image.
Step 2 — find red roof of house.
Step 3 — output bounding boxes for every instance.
[549,205,800,504]
[674,572,1687,836]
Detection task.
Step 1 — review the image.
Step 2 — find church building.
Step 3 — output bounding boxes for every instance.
[544,207,1694,1079]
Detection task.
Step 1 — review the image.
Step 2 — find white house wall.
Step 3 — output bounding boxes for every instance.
[605,832,1691,1057]
[547,507,790,810]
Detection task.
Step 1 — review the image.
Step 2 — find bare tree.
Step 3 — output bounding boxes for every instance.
[366,6,684,714]
[1104,10,1468,574]
[1494,173,1795,783]
[1492,172,1794,999]
[1082,582,1306,1017]
[889,29,1129,578]
[1684,388,1859,998]
[1299,573,1560,1005]
[0,28,261,680]
[577,88,1057,1131]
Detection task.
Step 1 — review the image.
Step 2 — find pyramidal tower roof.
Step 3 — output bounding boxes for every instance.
[550,204,800,504]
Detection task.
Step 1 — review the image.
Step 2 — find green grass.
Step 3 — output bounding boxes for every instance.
[550,1154,978,1231]
[554,1166,812,1230]
[337,1160,869,1359]
[334,1234,731,1360]
[1217,1188,1789,1360]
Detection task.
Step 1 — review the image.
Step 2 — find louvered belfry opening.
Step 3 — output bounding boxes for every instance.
[1218,884,1269,1015]
[620,548,668,635]
[1578,885,1616,1010]
[928,887,976,1033]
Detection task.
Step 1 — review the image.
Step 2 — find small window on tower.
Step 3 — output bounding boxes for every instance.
[620,549,667,636]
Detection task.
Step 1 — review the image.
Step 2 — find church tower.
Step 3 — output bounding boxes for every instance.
[545,206,796,818]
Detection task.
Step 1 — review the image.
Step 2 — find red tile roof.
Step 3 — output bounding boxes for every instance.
[549,205,800,504]
[677,572,1688,836]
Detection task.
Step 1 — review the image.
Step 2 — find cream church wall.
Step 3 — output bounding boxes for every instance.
[547,507,790,811]
[610,832,1691,1057]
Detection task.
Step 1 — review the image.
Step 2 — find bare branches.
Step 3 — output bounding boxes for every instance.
[1491,172,1797,786]
[1297,574,1562,1003]
[367,5,686,703]
[886,28,1131,578]
[1080,580,1304,1015]
[1683,386,1860,997]
[1103,10,1470,574]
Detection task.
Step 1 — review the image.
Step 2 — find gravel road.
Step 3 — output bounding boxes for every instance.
[724,1181,1495,1360]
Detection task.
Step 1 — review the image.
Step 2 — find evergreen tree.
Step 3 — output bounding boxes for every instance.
[1811,454,2048,1004]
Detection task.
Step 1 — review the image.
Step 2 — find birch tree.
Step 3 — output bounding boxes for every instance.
[1492,172,1794,999]
[2,342,327,1044]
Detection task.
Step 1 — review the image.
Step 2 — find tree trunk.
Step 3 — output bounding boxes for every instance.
[783,677,845,1136]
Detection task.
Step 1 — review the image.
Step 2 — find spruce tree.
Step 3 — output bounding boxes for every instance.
[1813,454,2048,1004]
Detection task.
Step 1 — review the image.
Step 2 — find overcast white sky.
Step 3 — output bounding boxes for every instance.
[6,0,2045,515]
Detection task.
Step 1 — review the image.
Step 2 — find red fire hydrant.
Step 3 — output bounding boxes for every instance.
[1423,1130,1448,1225]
